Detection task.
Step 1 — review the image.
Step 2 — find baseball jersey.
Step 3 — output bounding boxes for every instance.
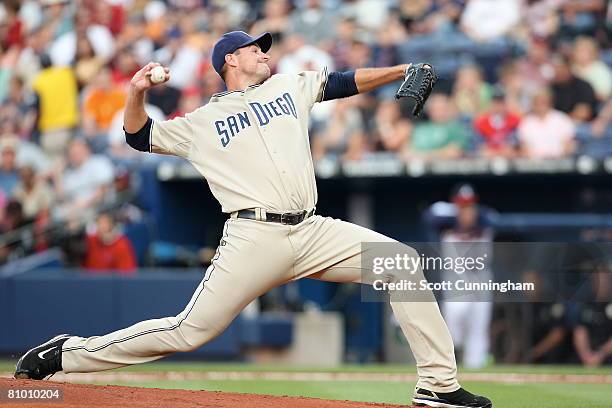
[149,68,329,213]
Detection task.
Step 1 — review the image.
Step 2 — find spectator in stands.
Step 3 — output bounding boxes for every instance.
[341,0,391,32]
[83,211,137,274]
[1,46,21,107]
[328,16,358,71]
[551,55,598,123]
[42,0,73,40]
[572,36,612,101]
[311,98,366,162]
[52,138,114,220]
[371,24,402,71]
[345,39,373,70]
[111,46,140,88]
[151,27,201,92]
[370,100,411,152]
[0,137,19,197]
[518,88,576,159]
[498,61,535,115]
[250,0,291,45]
[74,35,105,89]
[82,66,126,149]
[591,98,612,137]
[515,36,555,91]
[206,6,233,42]
[140,0,167,45]
[12,165,53,222]
[559,0,607,40]
[0,2,24,50]
[460,0,521,42]
[402,93,469,161]
[397,0,462,35]
[522,0,563,40]
[452,65,492,118]
[277,33,335,74]
[3,76,37,139]
[31,54,78,160]
[473,87,521,158]
[0,131,52,176]
[290,0,336,47]
[0,46,20,106]
[115,16,152,66]
[0,110,21,145]
[277,33,336,124]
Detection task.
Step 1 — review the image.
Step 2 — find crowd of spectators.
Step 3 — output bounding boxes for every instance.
[0,0,611,266]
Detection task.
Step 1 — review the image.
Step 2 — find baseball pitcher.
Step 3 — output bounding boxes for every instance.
[15,31,491,408]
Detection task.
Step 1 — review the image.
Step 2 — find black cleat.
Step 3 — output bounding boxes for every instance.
[14,334,71,380]
[413,387,492,408]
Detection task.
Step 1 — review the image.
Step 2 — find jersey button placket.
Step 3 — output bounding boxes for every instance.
[245,90,292,204]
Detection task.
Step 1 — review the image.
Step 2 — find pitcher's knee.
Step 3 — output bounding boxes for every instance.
[173,323,223,353]
[381,245,423,281]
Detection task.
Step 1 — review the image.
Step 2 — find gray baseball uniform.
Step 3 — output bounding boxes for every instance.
[61,68,459,392]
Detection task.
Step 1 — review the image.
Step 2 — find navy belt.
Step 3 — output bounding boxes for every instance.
[234,208,315,225]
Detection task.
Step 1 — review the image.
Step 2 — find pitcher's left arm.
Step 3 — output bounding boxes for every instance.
[323,64,437,116]
[320,65,409,101]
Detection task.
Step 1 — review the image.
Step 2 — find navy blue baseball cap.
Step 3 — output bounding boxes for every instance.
[212,31,273,77]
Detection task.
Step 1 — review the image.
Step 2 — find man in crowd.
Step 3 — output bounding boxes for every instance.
[551,56,597,123]
[473,87,520,158]
[0,137,19,197]
[403,93,469,161]
[52,138,114,220]
[31,55,78,160]
[518,88,576,159]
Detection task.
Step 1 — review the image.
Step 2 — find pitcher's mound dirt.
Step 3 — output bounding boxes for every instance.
[0,378,410,408]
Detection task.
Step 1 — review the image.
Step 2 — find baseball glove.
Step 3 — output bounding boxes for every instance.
[395,63,438,117]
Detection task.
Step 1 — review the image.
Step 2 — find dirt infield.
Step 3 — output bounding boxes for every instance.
[0,378,409,408]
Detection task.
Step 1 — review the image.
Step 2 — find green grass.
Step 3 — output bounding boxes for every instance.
[116,362,609,375]
[2,360,610,407]
[4,359,609,375]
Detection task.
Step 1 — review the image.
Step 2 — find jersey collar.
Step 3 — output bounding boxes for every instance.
[212,83,262,98]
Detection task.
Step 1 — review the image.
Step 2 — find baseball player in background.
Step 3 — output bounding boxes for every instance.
[439,185,495,370]
[15,31,492,408]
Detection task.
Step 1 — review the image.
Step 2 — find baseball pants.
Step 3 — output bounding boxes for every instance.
[62,215,459,392]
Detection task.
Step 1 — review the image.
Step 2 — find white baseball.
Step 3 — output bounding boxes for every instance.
[149,66,166,84]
